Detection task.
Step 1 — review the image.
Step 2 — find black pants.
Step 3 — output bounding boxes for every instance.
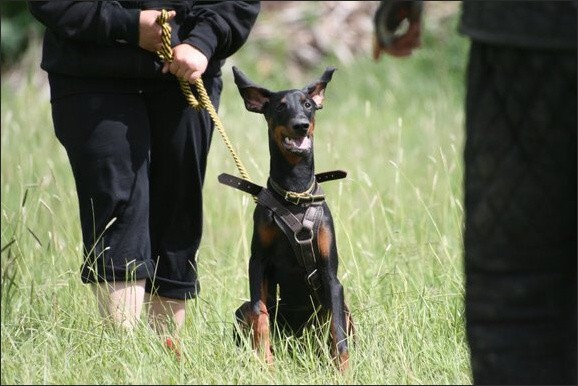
[464,42,577,384]
[51,76,222,300]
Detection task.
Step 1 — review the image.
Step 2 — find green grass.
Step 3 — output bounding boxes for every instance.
[1,12,471,385]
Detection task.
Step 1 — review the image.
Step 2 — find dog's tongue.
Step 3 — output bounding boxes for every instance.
[294,136,311,150]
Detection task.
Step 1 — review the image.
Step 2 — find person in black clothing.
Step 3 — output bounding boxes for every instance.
[373,1,577,384]
[27,1,260,340]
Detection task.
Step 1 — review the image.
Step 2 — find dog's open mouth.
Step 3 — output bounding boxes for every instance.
[283,135,312,153]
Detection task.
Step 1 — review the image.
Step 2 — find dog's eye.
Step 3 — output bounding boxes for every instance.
[275,103,286,112]
[304,101,313,109]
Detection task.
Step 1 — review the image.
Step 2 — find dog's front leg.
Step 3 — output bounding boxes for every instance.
[247,255,273,364]
[318,219,352,372]
[326,275,351,372]
[317,256,351,372]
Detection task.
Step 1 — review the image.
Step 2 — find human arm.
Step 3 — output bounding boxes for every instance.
[27,1,174,52]
[162,1,261,83]
[27,1,141,46]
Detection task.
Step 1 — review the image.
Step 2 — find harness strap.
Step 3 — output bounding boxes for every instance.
[295,206,324,293]
[261,189,324,297]
[218,173,324,296]
[268,170,348,205]
[257,188,303,233]
[218,171,346,298]
[268,177,325,206]
[219,173,303,230]
[218,173,262,196]
[315,170,347,183]
[218,170,347,201]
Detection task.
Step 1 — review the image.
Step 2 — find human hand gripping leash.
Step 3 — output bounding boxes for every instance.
[155,9,253,185]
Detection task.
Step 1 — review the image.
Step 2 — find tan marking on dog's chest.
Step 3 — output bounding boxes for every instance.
[258,223,279,248]
[317,223,332,259]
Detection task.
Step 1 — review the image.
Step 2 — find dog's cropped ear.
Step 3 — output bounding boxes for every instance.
[232,66,272,114]
[303,67,336,110]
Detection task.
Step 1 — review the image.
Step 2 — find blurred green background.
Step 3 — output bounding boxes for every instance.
[1,2,473,384]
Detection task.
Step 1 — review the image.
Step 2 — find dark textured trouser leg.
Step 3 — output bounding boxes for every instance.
[52,93,155,284]
[464,42,577,385]
[145,76,222,300]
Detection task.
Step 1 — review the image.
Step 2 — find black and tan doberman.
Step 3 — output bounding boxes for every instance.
[218,66,354,372]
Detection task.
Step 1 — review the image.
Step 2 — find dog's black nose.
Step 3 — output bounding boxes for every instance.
[292,120,310,134]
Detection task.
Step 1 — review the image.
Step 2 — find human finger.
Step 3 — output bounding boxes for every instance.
[188,69,204,84]
[169,61,180,76]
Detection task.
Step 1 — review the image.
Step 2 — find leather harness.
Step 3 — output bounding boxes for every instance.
[218,170,347,299]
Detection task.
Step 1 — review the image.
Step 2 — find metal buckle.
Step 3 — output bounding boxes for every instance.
[294,227,313,243]
[306,269,321,290]
[285,192,301,205]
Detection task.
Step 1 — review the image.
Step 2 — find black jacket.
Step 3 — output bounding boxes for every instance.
[459,1,577,50]
[28,1,260,97]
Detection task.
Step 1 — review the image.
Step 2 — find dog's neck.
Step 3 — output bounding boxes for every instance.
[268,142,315,194]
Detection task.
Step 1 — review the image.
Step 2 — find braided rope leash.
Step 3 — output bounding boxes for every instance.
[156,9,252,183]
